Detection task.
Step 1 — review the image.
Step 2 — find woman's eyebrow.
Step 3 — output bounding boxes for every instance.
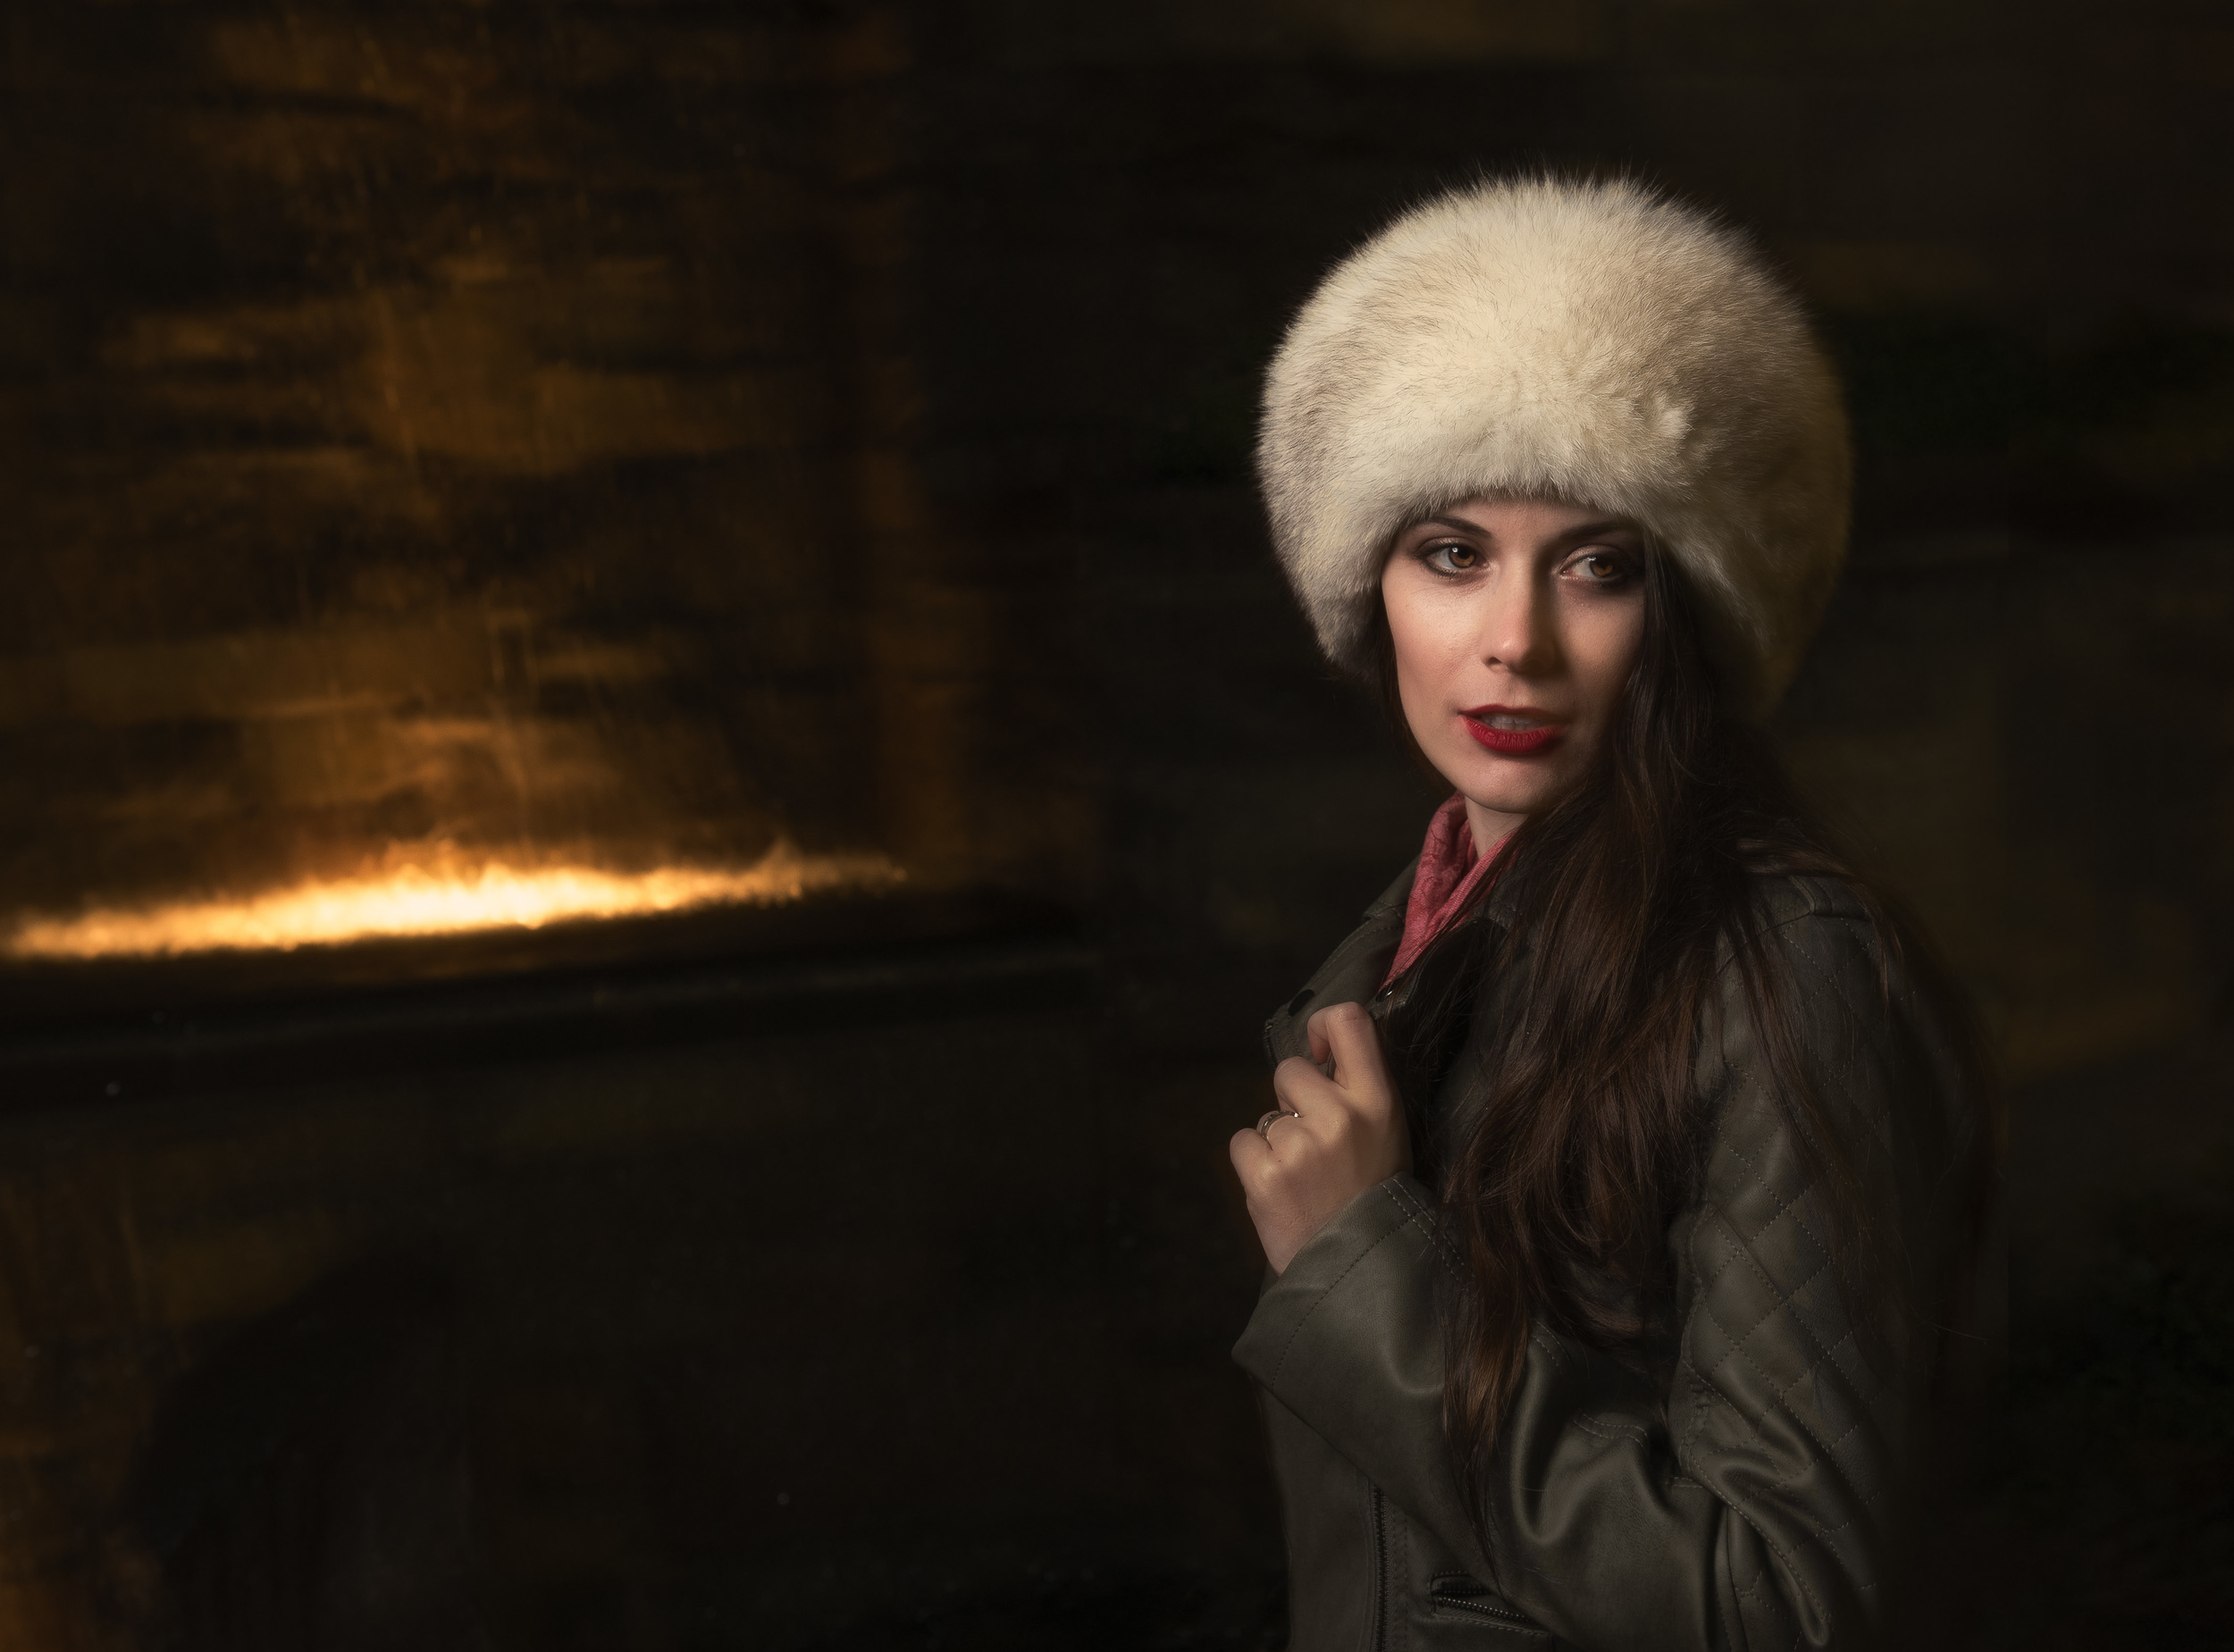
[1550,519,1635,544]
[1416,515,1635,541]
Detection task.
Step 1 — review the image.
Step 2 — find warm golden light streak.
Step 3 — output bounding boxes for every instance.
[4,842,903,960]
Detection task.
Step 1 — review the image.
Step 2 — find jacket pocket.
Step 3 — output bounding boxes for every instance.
[1427,1574,1550,1638]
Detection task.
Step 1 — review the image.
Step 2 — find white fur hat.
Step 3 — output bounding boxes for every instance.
[1258,177,1851,717]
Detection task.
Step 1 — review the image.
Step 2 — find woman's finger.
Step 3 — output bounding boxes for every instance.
[1306,1002,1396,1109]
[1270,1054,1340,1117]
[1229,1125,1271,1176]
[1230,1118,1312,1188]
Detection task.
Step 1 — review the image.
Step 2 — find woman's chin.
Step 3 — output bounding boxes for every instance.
[1440,755,1569,822]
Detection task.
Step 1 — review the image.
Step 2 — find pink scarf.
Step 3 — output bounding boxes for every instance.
[1382,793,1509,987]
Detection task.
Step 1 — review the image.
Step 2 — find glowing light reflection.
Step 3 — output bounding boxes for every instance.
[3,842,903,960]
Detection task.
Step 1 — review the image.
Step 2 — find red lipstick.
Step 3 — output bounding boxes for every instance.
[1461,706,1567,756]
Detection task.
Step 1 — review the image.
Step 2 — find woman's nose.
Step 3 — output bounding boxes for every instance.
[1480,570,1557,675]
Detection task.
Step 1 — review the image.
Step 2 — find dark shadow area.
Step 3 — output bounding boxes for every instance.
[1963,1029,2234,1648]
[799,1566,1288,1652]
[127,1256,482,1651]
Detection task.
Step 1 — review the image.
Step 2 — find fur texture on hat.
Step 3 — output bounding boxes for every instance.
[1258,177,1851,717]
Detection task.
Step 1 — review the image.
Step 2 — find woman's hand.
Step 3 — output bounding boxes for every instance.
[1229,1002,1412,1275]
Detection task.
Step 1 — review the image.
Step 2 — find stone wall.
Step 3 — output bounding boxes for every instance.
[0,0,1085,925]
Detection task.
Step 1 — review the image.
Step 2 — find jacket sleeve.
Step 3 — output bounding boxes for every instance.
[1233,898,1973,1651]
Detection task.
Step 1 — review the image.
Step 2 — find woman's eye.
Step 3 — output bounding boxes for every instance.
[1424,541,1478,573]
[1568,550,1628,583]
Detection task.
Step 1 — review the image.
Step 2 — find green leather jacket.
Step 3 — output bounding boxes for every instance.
[1237,861,1992,1651]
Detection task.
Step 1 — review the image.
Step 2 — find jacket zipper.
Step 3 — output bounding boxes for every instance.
[1369,1485,1389,1651]
[1433,1594,1536,1627]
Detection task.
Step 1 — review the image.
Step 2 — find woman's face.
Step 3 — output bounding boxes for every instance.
[1381,495,1649,847]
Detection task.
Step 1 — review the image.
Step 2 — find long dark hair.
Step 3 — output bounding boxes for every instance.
[1369,541,1998,1531]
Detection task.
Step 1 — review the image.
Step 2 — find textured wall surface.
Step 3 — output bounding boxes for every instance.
[0,0,1086,927]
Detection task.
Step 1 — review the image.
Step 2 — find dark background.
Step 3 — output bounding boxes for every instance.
[0,1,2230,1647]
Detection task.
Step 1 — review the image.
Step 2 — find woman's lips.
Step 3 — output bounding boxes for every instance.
[1460,711,1568,755]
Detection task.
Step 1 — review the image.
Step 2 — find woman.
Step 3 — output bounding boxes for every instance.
[1226,179,1998,1649]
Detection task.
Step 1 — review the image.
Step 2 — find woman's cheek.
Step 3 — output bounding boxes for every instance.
[1575,606,1645,717]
